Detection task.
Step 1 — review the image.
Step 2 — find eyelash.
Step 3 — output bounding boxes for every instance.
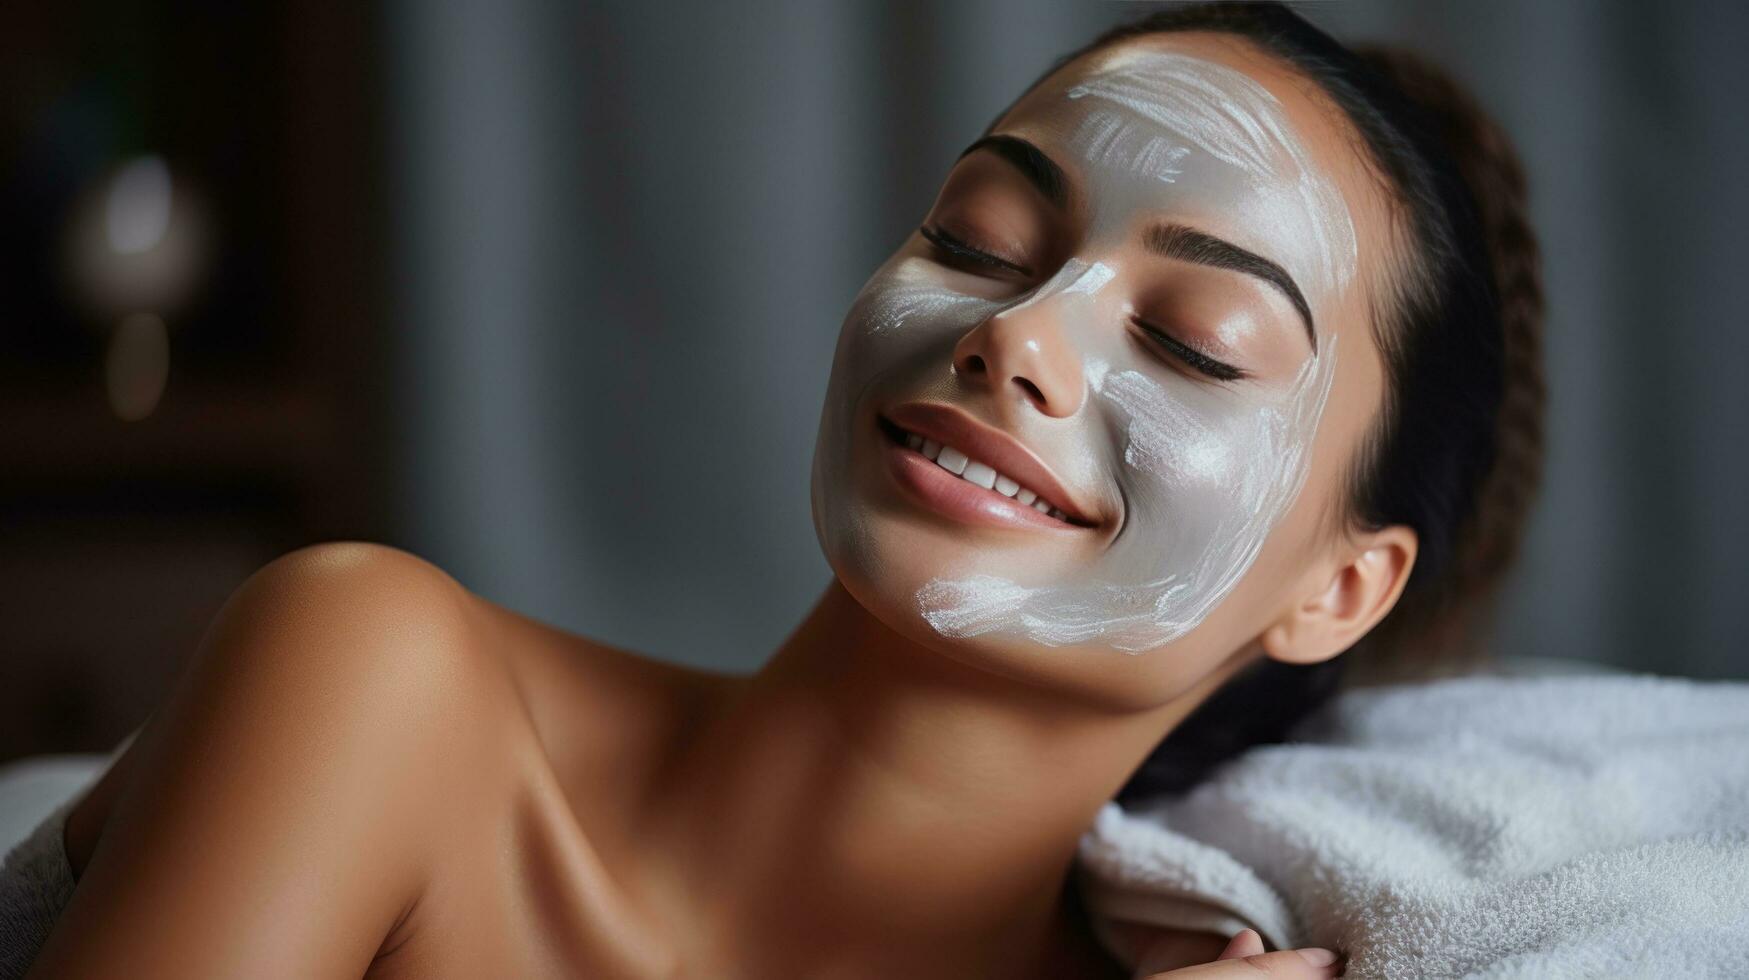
[920,224,1244,383]
[919,225,1029,276]
[1130,318,1246,382]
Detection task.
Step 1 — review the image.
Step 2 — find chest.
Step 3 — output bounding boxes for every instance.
[363,747,679,980]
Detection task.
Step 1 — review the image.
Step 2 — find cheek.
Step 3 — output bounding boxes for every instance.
[827,258,999,394]
[856,267,992,338]
[1114,392,1302,609]
[1122,398,1246,495]
[1087,363,1272,535]
[812,258,1003,568]
[1071,342,1338,642]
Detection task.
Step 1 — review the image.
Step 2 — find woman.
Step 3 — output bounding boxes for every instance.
[11,4,1541,977]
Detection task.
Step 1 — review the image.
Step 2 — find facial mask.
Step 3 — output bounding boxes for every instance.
[811,48,1355,653]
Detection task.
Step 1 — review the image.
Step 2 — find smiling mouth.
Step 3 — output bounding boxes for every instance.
[876,416,1095,529]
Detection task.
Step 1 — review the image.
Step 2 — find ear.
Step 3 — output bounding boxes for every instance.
[1260,525,1418,666]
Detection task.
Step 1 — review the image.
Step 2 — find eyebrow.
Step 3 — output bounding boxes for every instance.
[957,135,1070,211]
[1143,223,1317,352]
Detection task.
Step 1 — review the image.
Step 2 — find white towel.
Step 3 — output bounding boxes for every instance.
[0,735,134,978]
[1075,673,1749,979]
[0,756,109,856]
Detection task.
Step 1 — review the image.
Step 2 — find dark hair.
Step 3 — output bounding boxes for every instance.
[988,3,1545,800]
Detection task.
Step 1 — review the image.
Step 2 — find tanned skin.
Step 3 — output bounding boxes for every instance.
[31,32,1414,980]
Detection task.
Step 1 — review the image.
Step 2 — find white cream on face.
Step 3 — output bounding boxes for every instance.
[811,48,1356,653]
[1063,51,1356,294]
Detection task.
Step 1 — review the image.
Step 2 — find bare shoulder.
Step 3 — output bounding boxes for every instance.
[43,541,529,978]
[68,540,523,860]
[466,576,735,806]
[135,539,520,769]
[214,539,484,666]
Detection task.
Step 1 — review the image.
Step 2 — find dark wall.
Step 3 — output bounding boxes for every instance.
[0,4,387,759]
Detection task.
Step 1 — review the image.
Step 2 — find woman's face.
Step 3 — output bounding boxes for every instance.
[811,32,1395,708]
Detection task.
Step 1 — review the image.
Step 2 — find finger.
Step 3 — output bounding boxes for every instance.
[1216,928,1265,960]
[1154,946,1343,978]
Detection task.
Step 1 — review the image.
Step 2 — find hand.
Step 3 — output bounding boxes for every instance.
[1142,928,1343,978]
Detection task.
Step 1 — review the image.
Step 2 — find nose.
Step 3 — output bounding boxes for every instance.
[952,292,1087,419]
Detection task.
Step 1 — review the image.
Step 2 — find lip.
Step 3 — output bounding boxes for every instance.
[880,401,1101,529]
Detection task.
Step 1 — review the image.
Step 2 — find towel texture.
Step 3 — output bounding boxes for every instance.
[0,798,80,980]
[1075,673,1749,979]
[0,743,127,978]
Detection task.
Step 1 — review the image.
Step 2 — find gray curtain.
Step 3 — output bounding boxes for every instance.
[385,1,1748,679]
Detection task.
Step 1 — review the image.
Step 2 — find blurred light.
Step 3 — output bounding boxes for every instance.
[105,313,170,421]
[62,156,209,321]
[105,156,173,255]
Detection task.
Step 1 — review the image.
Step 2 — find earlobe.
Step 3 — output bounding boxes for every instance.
[1261,526,1418,666]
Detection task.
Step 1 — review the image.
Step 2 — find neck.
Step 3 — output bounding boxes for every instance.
[635,581,1221,978]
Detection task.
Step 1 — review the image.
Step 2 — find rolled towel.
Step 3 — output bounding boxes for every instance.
[0,797,81,980]
[0,735,132,979]
[1075,673,1749,979]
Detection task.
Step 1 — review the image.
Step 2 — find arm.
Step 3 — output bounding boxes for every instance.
[28,543,506,980]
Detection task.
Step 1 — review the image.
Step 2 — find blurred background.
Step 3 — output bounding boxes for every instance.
[2,1,1744,763]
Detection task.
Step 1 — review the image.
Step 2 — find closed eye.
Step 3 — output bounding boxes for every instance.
[919,225,1032,277]
[1129,316,1247,382]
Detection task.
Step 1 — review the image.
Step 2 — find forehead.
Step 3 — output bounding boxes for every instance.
[998,31,1358,184]
[989,32,1382,305]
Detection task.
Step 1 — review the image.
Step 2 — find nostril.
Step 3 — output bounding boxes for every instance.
[960,354,988,376]
[1013,377,1046,408]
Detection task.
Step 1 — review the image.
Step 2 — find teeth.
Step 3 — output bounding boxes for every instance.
[901,427,1071,523]
[962,461,997,489]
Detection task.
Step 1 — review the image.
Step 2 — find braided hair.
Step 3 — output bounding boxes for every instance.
[987,3,1547,800]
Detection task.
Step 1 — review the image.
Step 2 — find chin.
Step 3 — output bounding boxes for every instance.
[816,497,1207,713]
